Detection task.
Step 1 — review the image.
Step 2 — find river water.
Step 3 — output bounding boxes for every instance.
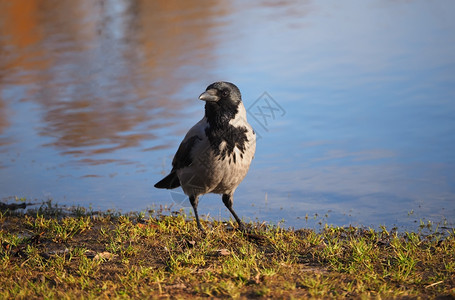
[1,0,454,230]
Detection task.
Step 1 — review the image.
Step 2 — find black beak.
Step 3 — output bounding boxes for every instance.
[199,89,219,102]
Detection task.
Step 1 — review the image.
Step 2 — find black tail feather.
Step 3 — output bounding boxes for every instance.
[154,171,180,189]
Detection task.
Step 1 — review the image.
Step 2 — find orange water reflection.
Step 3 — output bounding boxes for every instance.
[0,0,228,161]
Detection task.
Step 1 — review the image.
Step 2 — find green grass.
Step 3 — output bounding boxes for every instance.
[0,202,454,299]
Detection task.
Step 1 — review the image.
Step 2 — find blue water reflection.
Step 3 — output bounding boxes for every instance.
[0,0,454,230]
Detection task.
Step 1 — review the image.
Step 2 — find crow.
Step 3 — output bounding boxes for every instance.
[155,82,256,231]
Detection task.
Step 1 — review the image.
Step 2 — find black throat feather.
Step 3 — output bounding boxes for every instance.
[205,102,248,160]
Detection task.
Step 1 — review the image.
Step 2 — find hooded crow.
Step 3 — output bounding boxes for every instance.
[155,82,256,231]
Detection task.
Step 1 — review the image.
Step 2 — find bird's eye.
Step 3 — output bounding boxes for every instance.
[222,90,229,97]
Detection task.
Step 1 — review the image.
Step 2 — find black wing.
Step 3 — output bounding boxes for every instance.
[154,135,201,189]
[172,135,201,170]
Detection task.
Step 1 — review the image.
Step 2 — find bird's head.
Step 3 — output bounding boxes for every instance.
[200,82,244,127]
[199,81,242,105]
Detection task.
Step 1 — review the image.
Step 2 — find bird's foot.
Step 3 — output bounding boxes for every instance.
[196,221,206,234]
[237,222,247,233]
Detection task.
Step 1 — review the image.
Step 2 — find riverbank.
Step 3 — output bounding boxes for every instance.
[0,201,454,298]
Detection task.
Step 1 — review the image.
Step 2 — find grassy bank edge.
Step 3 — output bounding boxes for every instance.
[0,200,454,299]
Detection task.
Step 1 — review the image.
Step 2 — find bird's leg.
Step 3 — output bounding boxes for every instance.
[189,195,204,232]
[222,194,245,231]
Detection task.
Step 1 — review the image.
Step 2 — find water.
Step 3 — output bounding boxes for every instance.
[1,0,454,230]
